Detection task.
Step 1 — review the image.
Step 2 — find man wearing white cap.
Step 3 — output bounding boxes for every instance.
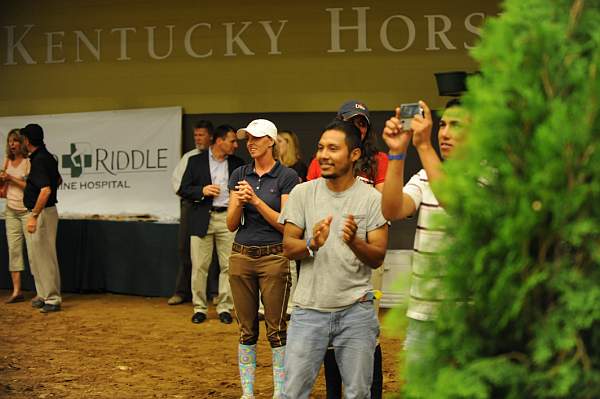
[226,119,299,399]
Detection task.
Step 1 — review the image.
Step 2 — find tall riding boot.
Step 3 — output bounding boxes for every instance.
[272,345,286,399]
[239,344,257,399]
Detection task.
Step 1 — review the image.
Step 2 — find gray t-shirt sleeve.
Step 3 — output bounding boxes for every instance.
[366,189,388,232]
[279,182,306,230]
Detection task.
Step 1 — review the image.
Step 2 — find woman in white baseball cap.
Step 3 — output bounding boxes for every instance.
[226,119,299,399]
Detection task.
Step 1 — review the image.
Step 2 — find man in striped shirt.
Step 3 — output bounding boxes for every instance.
[381,99,468,364]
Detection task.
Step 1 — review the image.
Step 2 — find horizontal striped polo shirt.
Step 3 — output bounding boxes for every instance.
[403,169,449,321]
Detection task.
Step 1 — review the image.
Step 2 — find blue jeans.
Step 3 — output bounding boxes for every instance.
[284,301,379,399]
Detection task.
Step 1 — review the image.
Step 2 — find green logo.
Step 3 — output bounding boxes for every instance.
[62,143,92,178]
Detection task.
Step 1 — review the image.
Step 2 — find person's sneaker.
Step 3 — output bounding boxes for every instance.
[40,304,61,313]
[167,295,184,305]
[31,298,45,309]
[219,312,233,324]
[191,312,207,324]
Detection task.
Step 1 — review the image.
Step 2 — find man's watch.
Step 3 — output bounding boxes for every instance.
[31,210,40,218]
[306,236,317,257]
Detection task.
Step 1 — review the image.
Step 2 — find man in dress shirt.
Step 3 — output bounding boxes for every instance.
[178,125,244,323]
[167,120,213,305]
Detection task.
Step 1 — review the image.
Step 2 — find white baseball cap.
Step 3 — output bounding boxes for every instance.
[237,119,277,140]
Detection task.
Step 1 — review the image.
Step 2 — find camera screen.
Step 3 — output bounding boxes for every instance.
[399,103,421,118]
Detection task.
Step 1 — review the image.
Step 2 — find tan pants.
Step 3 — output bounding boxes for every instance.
[5,207,29,272]
[190,211,235,315]
[25,206,61,305]
[258,259,297,315]
[229,250,290,348]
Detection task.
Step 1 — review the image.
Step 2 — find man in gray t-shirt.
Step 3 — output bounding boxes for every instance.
[280,120,388,399]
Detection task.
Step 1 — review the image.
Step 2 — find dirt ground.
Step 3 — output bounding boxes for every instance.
[0,290,404,398]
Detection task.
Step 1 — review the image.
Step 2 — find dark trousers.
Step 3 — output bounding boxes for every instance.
[173,201,192,298]
[324,344,383,399]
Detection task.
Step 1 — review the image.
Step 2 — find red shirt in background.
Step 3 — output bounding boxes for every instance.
[306,152,388,186]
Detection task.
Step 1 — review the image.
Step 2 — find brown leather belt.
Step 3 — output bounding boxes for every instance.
[232,242,283,258]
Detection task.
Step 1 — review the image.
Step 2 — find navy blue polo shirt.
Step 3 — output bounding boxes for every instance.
[229,161,299,245]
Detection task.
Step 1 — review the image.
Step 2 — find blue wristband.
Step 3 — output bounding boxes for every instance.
[387,153,406,161]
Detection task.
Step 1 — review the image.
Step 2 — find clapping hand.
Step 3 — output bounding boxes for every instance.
[235,180,260,206]
[311,216,332,249]
[341,214,358,245]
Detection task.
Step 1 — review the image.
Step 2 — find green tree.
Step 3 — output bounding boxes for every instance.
[399,0,600,397]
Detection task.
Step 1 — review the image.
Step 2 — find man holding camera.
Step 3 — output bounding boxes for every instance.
[381,99,467,364]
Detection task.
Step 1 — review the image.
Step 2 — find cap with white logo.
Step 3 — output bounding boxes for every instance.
[337,100,371,126]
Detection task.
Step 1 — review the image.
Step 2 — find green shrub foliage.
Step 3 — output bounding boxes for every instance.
[402,0,600,397]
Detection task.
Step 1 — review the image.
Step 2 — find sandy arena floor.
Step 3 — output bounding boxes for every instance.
[0,291,403,398]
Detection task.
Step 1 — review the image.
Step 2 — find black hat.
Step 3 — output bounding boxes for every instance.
[434,71,468,97]
[337,100,371,126]
[21,123,44,146]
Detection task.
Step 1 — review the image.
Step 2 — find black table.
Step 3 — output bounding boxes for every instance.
[0,216,416,298]
[0,219,179,297]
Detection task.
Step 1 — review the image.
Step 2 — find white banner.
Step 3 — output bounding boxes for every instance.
[0,107,182,221]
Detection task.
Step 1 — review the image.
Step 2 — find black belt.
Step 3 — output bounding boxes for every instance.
[232,242,283,258]
[211,206,228,213]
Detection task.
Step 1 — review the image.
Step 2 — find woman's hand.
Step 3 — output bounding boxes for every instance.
[235,180,260,206]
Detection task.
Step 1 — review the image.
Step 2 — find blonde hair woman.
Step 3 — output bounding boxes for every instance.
[227,119,299,399]
[1,129,31,303]
[277,131,307,182]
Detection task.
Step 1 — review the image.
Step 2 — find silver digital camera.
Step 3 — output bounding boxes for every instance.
[399,103,424,131]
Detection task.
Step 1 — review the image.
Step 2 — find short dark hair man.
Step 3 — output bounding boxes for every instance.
[178,124,244,324]
[20,123,62,313]
[308,100,389,399]
[280,120,389,397]
[307,100,388,191]
[381,100,469,366]
[168,120,214,305]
